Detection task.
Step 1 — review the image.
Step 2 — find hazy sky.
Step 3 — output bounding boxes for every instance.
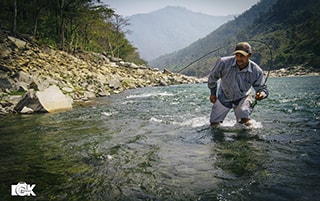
[102,0,261,16]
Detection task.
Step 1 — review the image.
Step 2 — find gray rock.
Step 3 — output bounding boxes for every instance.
[97,88,110,97]
[0,45,12,58]
[36,85,73,112]
[8,36,26,49]
[110,57,122,62]
[20,106,34,114]
[0,78,12,90]
[129,63,138,69]
[0,64,12,73]
[109,77,122,89]
[109,62,119,67]
[17,71,33,83]
[159,80,168,86]
[17,82,29,92]
[14,90,46,113]
[62,87,73,93]
[83,91,96,99]
[14,85,72,113]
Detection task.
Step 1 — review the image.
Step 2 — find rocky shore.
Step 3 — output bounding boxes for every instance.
[1,31,318,115]
[268,66,319,78]
[0,31,202,114]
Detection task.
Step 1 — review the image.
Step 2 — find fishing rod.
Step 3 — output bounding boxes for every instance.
[248,39,273,108]
[176,39,273,108]
[177,46,226,73]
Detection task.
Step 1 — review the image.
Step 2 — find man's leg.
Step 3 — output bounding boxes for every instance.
[234,96,253,126]
[210,99,230,127]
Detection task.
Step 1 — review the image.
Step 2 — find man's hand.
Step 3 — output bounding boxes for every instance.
[210,95,217,104]
[255,91,265,100]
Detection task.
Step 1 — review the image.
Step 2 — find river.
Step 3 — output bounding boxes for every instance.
[0,76,319,201]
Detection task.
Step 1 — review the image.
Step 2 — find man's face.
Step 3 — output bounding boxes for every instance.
[235,53,250,69]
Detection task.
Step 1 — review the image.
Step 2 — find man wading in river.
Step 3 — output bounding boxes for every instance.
[208,42,269,127]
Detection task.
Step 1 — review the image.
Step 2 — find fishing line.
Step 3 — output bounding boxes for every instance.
[248,39,273,84]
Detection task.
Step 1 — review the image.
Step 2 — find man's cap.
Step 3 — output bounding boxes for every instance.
[233,42,252,56]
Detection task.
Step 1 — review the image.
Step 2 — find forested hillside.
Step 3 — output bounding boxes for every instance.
[0,0,146,65]
[150,0,320,77]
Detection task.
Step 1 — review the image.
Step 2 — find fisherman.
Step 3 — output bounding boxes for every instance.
[208,42,269,127]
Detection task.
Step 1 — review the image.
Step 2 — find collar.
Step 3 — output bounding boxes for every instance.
[232,57,253,72]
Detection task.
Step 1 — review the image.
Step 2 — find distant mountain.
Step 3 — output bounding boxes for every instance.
[150,0,320,77]
[125,6,234,61]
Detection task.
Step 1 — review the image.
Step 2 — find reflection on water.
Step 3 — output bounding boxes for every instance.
[0,76,320,200]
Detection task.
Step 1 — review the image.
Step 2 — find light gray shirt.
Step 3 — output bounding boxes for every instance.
[208,56,268,107]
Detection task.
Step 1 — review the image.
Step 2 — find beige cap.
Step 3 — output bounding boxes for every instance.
[233,42,252,56]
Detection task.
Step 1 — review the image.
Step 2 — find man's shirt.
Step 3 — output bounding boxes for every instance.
[208,56,268,107]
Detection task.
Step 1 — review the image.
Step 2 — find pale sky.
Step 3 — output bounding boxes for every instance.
[102,0,261,16]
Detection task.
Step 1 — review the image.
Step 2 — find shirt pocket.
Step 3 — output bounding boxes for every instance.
[238,76,252,93]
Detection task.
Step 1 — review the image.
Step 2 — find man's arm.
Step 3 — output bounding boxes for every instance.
[208,58,223,99]
[253,72,269,100]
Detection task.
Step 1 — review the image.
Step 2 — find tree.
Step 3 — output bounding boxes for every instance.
[13,0,17,34]
[0,0,146,64]
[111,14,130,58]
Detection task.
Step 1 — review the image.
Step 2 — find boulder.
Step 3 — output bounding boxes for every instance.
[14,85,73,113]
[108,77,122,89]
[0,78,12,90]
[110,57,122,62]
[36,85,73,112]
[129,63,139,69]
[159,80,168,86]
[14,90,47,113]
[17,71,33,83]
[8,36,26,49]
[83,91,96,99]
[0,45,12,58]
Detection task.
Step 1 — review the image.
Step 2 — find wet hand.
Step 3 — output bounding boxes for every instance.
[255,92,265,100]
[210,95,217,104]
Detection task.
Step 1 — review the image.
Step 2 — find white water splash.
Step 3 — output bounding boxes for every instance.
[101,111,118,117]
[177,116,209,128]
[149,116,263,129]
[149,117,164,123]
[126,92,174,99]
[219,119,263,129]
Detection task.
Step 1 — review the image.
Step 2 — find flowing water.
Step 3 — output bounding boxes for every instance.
[0,76,319,201]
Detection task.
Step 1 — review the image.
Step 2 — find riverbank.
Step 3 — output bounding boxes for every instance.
[0,31,202,114]
[268,66,320,78]
[0,30,318,114]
